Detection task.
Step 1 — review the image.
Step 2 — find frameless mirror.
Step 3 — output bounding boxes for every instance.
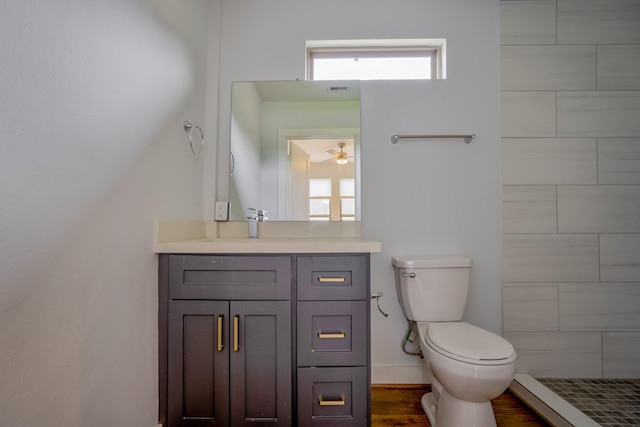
[228,80,361,221]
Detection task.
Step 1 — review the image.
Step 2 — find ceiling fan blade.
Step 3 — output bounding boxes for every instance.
[326,149,339,156]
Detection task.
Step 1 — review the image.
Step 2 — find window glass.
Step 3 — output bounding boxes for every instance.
[312,55,432,80]
[340,178,355,197]
[309,178,332,197]
[309,199,330,221]
[341,199,355,216]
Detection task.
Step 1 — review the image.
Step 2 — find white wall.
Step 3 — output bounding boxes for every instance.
[0,1,210,425]
[211,0,501,382]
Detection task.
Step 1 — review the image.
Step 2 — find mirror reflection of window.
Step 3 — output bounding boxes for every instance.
[308,176,355,222]
[290,137,355,221]
[309,178,331,221]
[340,178,355,221]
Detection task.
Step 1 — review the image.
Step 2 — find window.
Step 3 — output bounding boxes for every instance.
[309,178,356,221]
[307,39,445,81]
[340,178,355,221]
[309,178,331,221]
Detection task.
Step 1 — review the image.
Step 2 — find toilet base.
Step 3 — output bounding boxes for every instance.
[421,390,497,427]
[421,392,438,425]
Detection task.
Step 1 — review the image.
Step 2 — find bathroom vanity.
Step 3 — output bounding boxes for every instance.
[155,224,380,427]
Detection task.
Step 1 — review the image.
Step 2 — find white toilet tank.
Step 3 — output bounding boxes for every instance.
[392,255,472,322]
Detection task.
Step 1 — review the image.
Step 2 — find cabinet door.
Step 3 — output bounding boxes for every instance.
[230,301,292,427]
[168,301,230,427]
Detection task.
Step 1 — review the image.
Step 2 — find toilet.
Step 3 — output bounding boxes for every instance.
[392,255,516,427]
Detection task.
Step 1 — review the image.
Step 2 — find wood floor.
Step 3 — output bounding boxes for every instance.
[371,385,551,427]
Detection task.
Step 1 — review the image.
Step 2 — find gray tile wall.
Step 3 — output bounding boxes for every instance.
[501,0,640,378]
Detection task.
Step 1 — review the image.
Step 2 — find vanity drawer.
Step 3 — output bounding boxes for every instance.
[297,301,367,367]
[297,366,368,426]
[297,255,368,301]
[169,255,291,300]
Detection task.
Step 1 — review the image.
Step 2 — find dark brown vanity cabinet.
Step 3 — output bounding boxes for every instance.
[296,255,370,427]
[158,253,370,427]
[161,255,292,427]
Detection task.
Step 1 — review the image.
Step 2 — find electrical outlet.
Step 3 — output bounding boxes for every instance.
[214,201,229,221]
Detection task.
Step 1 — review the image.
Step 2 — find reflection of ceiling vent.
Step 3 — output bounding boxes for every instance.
[327,86,350,92]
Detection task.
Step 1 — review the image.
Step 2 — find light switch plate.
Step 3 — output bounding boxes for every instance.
[214,201,229,221]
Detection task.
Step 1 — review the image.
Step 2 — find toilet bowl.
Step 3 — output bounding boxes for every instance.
[392,255,517,427]
[418,322,516,427]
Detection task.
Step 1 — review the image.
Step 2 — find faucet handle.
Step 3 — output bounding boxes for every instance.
[246,207,257,219]
[258,210,268,221]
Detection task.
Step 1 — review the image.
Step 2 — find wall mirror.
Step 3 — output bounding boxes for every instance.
[228,80,361,221]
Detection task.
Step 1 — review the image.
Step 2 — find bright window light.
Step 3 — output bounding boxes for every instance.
[312,56,432,80]
[309,178,331,197]
[340,178,355,197]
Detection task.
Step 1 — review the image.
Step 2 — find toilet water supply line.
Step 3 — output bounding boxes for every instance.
[370,293,421,356]
[370,292,389,318]
[402,321,422,356]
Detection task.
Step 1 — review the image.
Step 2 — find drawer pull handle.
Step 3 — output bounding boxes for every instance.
[317,331,345,339]
[233,315,240,352]
[318,396,346,406]
[217,315,224,352]
[318,277,345,283]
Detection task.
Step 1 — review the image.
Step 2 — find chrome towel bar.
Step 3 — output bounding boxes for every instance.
[391,134,475,144]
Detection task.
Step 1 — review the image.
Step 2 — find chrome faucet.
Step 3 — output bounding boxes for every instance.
[246,208,258,238]
[246,208,267,238]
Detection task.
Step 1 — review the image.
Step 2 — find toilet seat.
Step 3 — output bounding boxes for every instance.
[421,322,516,366]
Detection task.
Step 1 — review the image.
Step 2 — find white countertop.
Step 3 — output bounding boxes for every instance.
[154,237,381,254]
[153,220,381,254]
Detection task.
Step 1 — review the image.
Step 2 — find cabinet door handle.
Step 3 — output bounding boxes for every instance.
[318,396,346,406]
[217,315,224,352]
[317,277,345,283]
[317,331,346,339]
[233,315,240,352]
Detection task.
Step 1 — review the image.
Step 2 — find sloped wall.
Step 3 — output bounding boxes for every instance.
[0,1,211,425]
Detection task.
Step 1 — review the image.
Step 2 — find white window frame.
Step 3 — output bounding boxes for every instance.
[306,39,446,81]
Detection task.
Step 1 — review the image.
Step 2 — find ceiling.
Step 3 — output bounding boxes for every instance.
[289,137,354,163]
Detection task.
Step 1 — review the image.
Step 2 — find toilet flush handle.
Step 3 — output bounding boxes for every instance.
[402,272,416,278]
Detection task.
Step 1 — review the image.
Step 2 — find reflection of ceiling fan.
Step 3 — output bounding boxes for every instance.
[326,142,352,164]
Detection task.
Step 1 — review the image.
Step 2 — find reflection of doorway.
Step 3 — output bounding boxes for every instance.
[287,137,355,221]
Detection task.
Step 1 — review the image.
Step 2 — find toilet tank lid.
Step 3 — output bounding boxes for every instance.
[392,255,472,268]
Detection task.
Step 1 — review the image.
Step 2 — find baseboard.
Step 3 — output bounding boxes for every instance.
[371,364,429,384]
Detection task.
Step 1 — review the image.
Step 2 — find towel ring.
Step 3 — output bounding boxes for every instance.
[183,121,204,156]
